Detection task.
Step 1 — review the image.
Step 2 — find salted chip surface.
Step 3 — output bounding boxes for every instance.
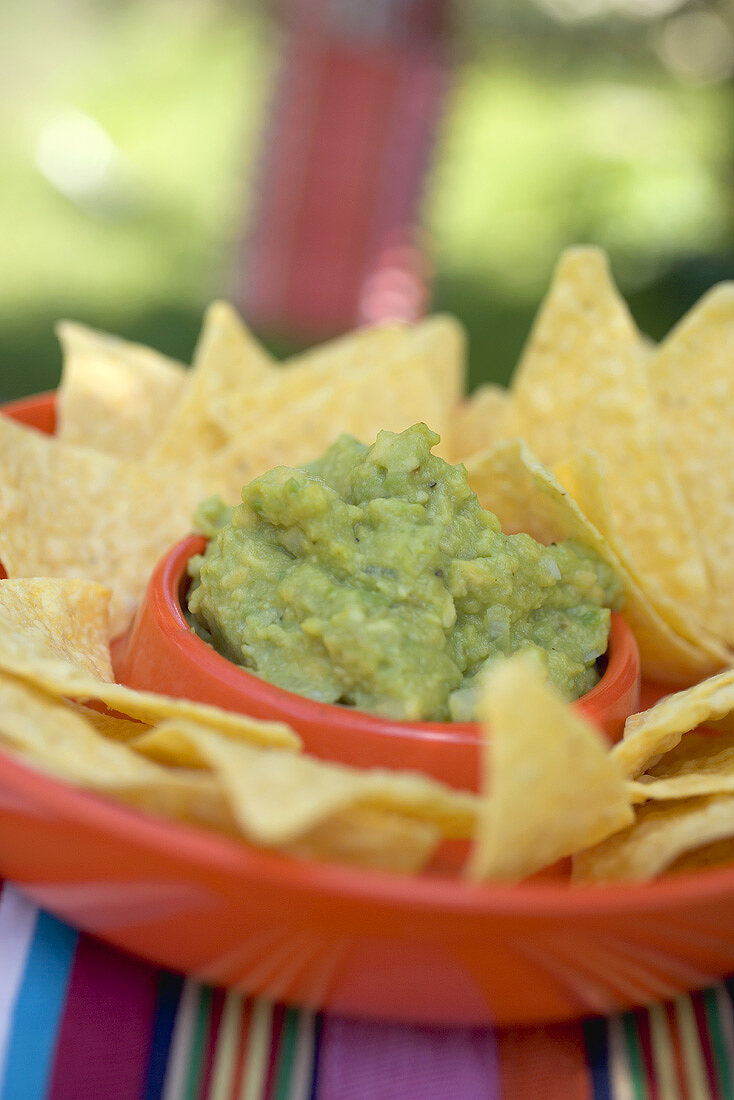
[286,807,438,873]
[0,415,215,634]
[132,721,477,841]
[573,795,734,883]
[614,669,734,778]
[132,722,442,871]
[0,671,434,871]
[0,581,299,750]
[56,321,186,459]
[210,322,409,440]
[553,450,729,684]
[510,246,708,614]
[648,284,734,644]
[0,672,234,833]
[149,302,274,465]
[0,578,113,681]
[203,315,465,503]
[444,383,514,463]
[465,440,725,686]
[630,728,734,802]
[466,655,632,882]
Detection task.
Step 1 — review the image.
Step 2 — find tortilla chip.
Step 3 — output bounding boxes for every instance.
[149,301,274,465]
[209,322,409,440]
[0,672,235,833]
[466,655,632,882]
[203,315,466,503]
[553,450,730,683]
[287,807,439,873]
[648,283,734,644]
[67,701,148,743]
[510,246,708,614]
[614,670,734,778]
[0,580,299,750]
[444,384,514,463]
[132,723,442,871]
[0,578,113,681]
[465,439,725,686]
[667,837,734,875]
[56,322,186,459]
[0,415,214,633]
[573,795,734,883]
[629,728,734,802]
[0,670,434,870]
[132,721,477,841]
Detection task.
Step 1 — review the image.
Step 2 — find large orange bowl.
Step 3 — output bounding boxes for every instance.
[2,390,734,1028]
[111,535,640,791]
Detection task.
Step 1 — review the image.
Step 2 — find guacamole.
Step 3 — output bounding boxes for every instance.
[187,424,623,722]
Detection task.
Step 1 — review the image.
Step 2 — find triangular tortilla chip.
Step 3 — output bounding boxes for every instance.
[203,315,466,502]
[0,415,213,633]
[133,722,442,871]
[467,655,632,881]
[465,439,727,686]
[0,671,234,832]
[149,301,274,464]
[0,583,299,749]
[133,721,477,840]
[56,321,186,458]
[444,383,514,463]
[630,728,734,802]
[209,321,409,439]
[510,246,708,614]
[553,450,730,680]
[648,283,734,644]
[573,795,734,883]
[614,669,734,778]
[0,578,113,681]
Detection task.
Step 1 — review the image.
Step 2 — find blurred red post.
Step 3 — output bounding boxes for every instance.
[236,0,453,335]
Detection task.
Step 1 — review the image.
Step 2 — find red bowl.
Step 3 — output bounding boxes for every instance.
[5,390,734,1029]
[111,535,640,790]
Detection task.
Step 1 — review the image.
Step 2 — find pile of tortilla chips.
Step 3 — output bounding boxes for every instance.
[2,246,734,883]
[0,578,635,879]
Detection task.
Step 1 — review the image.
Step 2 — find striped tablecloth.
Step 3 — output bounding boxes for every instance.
[2,884,733,1099]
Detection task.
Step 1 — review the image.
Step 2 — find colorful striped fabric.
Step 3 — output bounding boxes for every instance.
[1,882,734,1099]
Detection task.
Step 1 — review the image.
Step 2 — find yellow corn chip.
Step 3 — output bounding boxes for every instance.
[0,578,299,750]
[203,315,465,503]
[209,322,409,440]
[553,450,730,683]
[465,439,725,686]
[67,702,148,743]
[133,724,443,870]
[0,671,433,870]
[510,246,708,614]
[630,728,734,802]
[287,807,439,873]
[466,655,632,882]
[614,670,734,778]
[667,837,734,875]
[573,795,734,883]
[132,721,477,840]
[0,672,235,833]
[0,415,215,633]
[56,322,186,459]
[149,302,274,465]
[444,383,514,463]
[0,578,113,681]
[648,284,734,644]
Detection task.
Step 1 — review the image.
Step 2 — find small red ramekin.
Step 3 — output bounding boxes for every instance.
[111,535,641,791]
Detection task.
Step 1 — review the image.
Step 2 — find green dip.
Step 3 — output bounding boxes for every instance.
[187,424,623,722]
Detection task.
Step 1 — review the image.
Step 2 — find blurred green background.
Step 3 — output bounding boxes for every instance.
[1,0,733,400]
